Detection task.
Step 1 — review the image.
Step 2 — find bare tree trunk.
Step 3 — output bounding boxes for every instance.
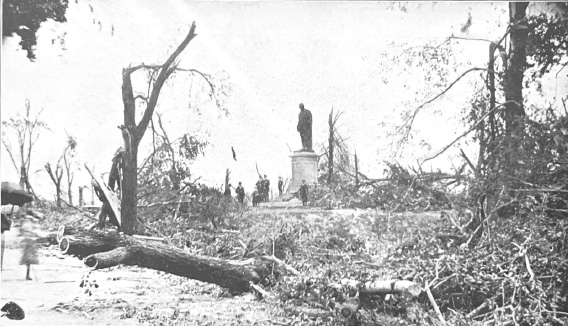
[119,23,198,235]
[56,188,61,207]
[501,2,529,179]
[504,2,529,133]
[328,110,334,185]
[78,186,84,207]
[478,43,495,177]
[354,151,359,187]
[19,166,35,197]
[121,145,138,234]
[64,154,74,206]
[46,163,63,208]
[67,186,73,206]
[19,166,26,190]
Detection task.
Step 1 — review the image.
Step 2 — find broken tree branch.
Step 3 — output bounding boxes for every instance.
[398,67,488,141]
[421,101,517,165]
[425,281,447,325]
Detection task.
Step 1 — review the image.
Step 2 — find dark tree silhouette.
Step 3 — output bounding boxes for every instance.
[2,0,69,60]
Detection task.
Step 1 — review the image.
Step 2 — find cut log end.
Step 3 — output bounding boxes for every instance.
[60,237,70,254]
[84,256,98,269]
[57,226,66,243]
[359,280,422,297]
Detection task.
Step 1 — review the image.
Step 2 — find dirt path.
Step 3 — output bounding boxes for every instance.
[1,227,105,325]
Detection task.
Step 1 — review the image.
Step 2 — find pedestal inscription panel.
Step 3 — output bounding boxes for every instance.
[288,151,318,193]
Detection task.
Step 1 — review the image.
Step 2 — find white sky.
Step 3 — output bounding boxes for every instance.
[2,1,567,200]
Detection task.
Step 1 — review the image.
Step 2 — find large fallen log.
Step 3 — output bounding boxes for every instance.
[59,231,271,293]
[59,232,128,259]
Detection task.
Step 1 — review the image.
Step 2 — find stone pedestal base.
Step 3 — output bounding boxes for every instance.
[288,151,318,193]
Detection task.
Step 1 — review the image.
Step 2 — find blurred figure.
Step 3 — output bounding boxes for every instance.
[278,176,283,196]
[19,217,39,280]
[299,180,309,206]
[1,213,11,270]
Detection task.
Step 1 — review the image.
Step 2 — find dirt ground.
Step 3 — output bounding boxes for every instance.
[1,226,280,326]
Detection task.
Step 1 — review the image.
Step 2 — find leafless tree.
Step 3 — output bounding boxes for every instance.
[45,161,63,207]
[1,99,48,196]
[45,135,77,207]
[62,135,77,205]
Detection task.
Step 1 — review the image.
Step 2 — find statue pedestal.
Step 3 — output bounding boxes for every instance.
[288,151,318,193]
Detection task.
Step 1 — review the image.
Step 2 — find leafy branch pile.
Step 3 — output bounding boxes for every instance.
[312,162,466,211]
[387,210,568,326]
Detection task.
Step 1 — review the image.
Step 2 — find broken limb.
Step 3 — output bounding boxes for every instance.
[398,67,488,144]
[420,101,517,165]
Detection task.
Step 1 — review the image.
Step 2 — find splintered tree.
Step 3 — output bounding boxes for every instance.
[63,135,77,205]
[321,108,351,184]
[45,135,77,207]
[45,161,63,207]
[119,22,222,235]
[1,99,48,196]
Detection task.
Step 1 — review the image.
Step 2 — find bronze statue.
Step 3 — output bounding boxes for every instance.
[297,103,313,151]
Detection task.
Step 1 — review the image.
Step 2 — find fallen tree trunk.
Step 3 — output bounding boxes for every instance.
[360,279,422,296]
[341,279,422,296]
[57,225,80,242]
[59,232,127,259]
[59,231,271,293]
[36,233,58,246]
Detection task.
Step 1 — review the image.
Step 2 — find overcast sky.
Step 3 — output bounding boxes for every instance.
[2,1,566,201]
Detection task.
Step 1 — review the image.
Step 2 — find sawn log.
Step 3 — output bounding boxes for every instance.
[59,231,271,293]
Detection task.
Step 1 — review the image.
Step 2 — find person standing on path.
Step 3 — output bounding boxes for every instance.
[256,176,264,201]
[235,182,245,204]
[1,213,12,270]
[278,176,284,196]
[299,180,309,206]
[262,175,270,202]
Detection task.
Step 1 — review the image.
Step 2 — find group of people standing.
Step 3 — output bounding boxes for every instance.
[225,175,281,206]
[227,175,309,207]
[248,175,285,206]
[254,175,272,205]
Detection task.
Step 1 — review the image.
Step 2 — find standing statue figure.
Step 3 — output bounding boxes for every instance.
[297,103,313,151]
